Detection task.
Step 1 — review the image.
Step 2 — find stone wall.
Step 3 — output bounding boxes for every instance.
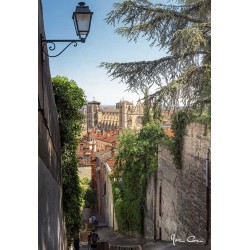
[104,171,118,230]
[144,123,211,243]
[144,172,155,239]
[38,0,67,249]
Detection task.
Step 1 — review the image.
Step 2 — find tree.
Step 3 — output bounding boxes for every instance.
[52,76,86,147]
[100,0,211,114]
[141,87,152,126]
[79,178,97,209]
[52,76,87,246]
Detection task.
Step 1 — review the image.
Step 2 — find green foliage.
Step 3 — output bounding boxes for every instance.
[79,178,97,209]
[142,87,152,126]
[111,122,166,235]
[52,75,87,147]
[166,110,193,169]
[165,108,210,169]
[100,0,211,114]
[52,76,87,246]
[192,107,211,126]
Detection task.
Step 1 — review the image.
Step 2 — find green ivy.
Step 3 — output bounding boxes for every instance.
[52,76,87,247]
[166,108,210,169]
[111,123,166,235]
[79,178,97,210]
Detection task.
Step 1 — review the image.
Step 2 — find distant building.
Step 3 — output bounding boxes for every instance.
[86,99,144,131]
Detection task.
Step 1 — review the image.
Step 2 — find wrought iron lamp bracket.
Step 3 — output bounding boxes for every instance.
[41,34,85,58]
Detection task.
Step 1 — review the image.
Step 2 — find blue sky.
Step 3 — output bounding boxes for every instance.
[41,0,166,105]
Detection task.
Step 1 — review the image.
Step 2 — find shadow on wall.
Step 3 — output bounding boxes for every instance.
[38,158,66,250]
[38,0,67,249]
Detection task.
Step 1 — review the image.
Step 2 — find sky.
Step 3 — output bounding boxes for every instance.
[41,0,166,105]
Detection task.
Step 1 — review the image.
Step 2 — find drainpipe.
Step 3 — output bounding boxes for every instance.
[205,149,210,245]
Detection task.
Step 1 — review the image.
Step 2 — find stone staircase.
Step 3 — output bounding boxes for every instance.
[79,223,142,250]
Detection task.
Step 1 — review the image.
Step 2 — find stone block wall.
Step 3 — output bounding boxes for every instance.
[38,0,67,249]
[144,123,211,242]
[144,172,155,239]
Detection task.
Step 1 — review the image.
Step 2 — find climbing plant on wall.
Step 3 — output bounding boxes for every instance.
[79,178,97,209]
[111,122,166,235]
[166,108,210,169]
[166,110,193,169]
[52,76,87,246]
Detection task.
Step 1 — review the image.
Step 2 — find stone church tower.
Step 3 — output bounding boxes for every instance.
[87,99,101,129]
[86,99,144,132]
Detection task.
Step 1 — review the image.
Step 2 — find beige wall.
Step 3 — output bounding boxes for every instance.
[78,166,92,180]
[145,123,211,242]
[104,170,118,230]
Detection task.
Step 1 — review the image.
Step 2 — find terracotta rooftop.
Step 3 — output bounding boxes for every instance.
[77,151,84,158]
[105,159,116,170]
[95,150,113,162]
[86,129,119,144]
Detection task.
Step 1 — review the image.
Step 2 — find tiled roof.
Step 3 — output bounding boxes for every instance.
[95,149,116,167]
[95,150,112,161]
[77,151,84,158]
[86,130,119,144]
[105,159,116,170]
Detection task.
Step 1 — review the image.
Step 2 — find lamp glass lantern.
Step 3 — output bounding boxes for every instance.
[72,2,93,39]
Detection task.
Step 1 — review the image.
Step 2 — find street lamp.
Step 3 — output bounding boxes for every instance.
[73,2,93,39]
[41,2,93,58]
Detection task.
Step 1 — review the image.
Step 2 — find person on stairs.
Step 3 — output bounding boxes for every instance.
[88,229,99,249]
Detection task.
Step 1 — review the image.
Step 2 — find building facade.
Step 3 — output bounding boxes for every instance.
[86,99,144,131]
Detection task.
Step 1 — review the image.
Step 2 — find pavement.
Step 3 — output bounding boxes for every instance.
[79,227,211,250]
